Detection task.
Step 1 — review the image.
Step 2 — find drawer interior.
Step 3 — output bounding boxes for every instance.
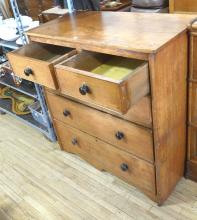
[15,42,74,63]
[60,51,146,81]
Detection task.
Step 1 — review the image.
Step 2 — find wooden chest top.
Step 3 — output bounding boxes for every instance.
[27,12,196,56]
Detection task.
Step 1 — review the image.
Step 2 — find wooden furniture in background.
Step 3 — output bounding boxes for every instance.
[38,6,69,23]
[169,0,197,184]
[186,19,197,182]
[7,12,196,204]
[170,0,197,13]
[17,0,55,20]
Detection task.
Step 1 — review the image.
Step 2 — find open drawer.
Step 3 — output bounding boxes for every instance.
[7,42,76,89]
[55,51,150,114]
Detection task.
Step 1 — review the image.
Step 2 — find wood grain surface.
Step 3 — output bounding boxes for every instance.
[170,0,197,13]
[149,32,188,204]
[26,12,196,57]
[45,88,153,128]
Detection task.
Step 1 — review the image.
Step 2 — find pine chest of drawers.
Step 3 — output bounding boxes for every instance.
[7,12,196,205]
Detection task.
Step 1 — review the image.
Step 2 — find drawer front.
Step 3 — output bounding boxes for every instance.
[186,160,197,182]
[189,82,197,126]
[55,120,156,195]
[8,52,57,89]
[55,51,149,114]
[7,43,76,89]
[188,126,197,161]
[46,91,154,162]
[46,89,153,128]
[190,34,197,81]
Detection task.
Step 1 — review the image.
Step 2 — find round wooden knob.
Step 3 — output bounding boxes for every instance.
[115,131,124,140]
[24,67,33,76]
[63,110,70,117]
[120,163,129,172]
[79,84,90,95]
[71,138,78,146]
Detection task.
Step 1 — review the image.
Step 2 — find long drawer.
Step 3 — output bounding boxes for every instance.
[46,91,154,162]
[55,51,150,114]
[54,120,156,195]
[46,88,153,128]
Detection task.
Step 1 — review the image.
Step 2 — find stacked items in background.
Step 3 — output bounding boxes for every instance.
[100,0,131,11]
[0,0,56,142]
[0,16,39,45]
[0,47,11,78]
[131,0,169,13]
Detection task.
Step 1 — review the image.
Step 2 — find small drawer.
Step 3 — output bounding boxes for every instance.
[55,51,150,114]
[45,91,154,162]
[54,120,156,195]
[189,82,197,126]
[188,126,197,161]
[7,42,76,89]
[190,34,197,81]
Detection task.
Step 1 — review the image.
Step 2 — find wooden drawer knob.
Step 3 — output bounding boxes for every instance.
[79,84,90,95]
[63,110,70,117]
[120,163,129,172]
[115,131,124,140]
[24,67,33,76]
[71,138,78,145]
